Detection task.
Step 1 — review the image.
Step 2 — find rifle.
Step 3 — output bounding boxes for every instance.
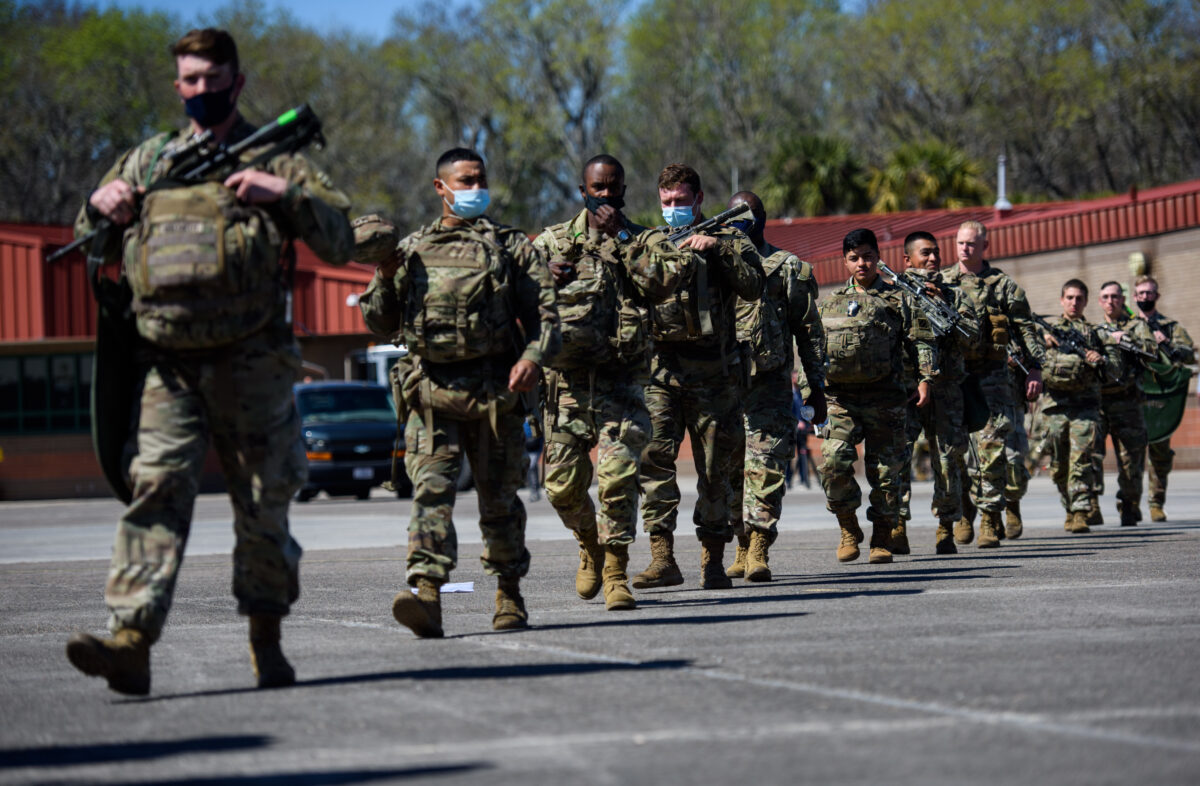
[1007,340,1029,375]
[666,203,753,246]
[1094,322,1157,361]
[1030,313,1096,358]
[877,262,969,338]
[48,104,327,264]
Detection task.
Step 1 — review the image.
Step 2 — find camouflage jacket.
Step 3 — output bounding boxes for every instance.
[648,223,764,384]
[74,117,354,268]
[1095,313,1157,398]
[1041,314,1105,407]
[902,268,981,388]
[532,209,690,372]
[734,243,825,389]
[941,261,1046,376]
[1143,312,1197,367]
[820,275,938,392]
[359,214,560,377]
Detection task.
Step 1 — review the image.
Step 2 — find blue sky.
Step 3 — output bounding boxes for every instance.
[101,0,440,41]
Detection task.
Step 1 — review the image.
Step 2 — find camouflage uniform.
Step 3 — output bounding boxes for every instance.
[941,263,1046,518]
[1144,315,1196,510]
[639,228,763,543]
[819,276,937,540]
[73,120,354,641]
[532,211,689,546]
[358,215,559,584]
[1005,360,1032,506]
[897,270,981,528]
[1040,315,1106,516]
[729,244,825,543]
[1093,314,1157,520]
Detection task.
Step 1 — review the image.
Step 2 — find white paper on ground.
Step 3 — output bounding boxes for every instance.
[411,581,474,594]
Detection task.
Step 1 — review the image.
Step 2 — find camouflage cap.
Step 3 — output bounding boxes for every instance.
[352,214,399,267]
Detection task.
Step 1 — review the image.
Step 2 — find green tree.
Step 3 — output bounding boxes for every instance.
[760,134,870,217]
[867,140,989,213]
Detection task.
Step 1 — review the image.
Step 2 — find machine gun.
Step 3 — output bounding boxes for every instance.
[1031,313,1097,358]
[877,262,969,338]
[48,104,327,264]
[1094,323,1157,361]
[666,203,753,246]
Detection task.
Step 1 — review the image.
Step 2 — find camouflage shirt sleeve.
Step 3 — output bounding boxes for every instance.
[784,257,826,389]
[951,286,982,351]
[708,231,764,300]
[266,151,354,265]
[1165,320,1197,365]
[622,226,692,301]
[900,290,939,383]
[1003,278,1048,368]
[503,228,561,368]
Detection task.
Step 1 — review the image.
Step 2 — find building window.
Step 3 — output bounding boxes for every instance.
[0,353,92,434]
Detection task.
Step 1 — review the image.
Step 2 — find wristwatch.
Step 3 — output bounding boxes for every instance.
[615,228,632,243]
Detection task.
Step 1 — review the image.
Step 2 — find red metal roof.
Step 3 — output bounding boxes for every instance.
[766,178,1200,286]
[0,222,375,341]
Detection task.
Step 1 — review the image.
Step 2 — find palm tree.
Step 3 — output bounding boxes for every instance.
[868,141,991,213]
[762,134,871,217]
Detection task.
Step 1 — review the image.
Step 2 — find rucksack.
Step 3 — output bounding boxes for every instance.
[648,250,716,343]
[400,226,516,364]
[737,254,803,374]
[819,287,899,385]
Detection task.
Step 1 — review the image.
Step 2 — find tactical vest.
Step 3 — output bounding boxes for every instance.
[1042,348,1092,392]
[956,273,1009,364]
[544,225,648,368]
[649,248,716,344]
[819,286,898,385]
[735,255,798,375]
[124,180,282,349]
[400,227,515,364]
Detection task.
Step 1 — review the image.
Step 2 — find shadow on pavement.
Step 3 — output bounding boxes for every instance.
[529,610,808,631]
[635,587,925,609]
[119,659,692,704]
[0,735,271,768]
[37,764,490,785]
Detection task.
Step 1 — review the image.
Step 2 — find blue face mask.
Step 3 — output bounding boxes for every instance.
[661,202,695,228]
[730,218,754,235]
[445,188,490,219]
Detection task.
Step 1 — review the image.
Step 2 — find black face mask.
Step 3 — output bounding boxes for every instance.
[184,83,237,128]
[1135,297,1157,311]
[584,194,625,214]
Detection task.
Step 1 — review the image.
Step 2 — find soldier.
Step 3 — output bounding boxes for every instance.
[893,231,980,554]
[359,148,560,636]
[942,221,1046,548]
[532,155,691,610]
[723,191,826,582]
[1004,346,1034,537]
[1134,275,1197,521]
[819,229,937,564]
[1039,280,1107,533]
[635,164,764,590]
[1093,282,1157,526]
[64,28,354,695]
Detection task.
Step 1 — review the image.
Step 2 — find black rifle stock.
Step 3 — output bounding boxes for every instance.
[1095,322,1157,361]
[666,203,753,246]
[1031,313,1096,358]
[47,104,326,264]
[877,262,969,338]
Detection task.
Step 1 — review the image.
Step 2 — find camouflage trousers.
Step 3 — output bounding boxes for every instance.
[1005,401,1031,504]
[729,368,795,544]
[640,371,743,542]
[821,385,907,524]
[1147,438,1175,507]
[1093,394,1147,509]
[542,366,650,546]
[1042,401,1101,513]
[962,367,1017,514]
[901,381,967,523]
[107,330,306,642]
[403,407,531,584]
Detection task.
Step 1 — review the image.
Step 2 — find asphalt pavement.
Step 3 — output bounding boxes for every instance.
[1,472,1199,785]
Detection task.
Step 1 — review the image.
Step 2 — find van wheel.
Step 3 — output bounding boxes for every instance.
[354,487,372,501]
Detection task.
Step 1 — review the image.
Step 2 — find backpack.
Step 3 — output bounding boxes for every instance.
[400,226,516,364]
[737,254,801,374]
[648,251,715,343]
[819,287,899,385]
[125,179,282,349]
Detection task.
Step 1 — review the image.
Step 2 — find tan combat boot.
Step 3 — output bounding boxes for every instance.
[65,627,151,696]
[700,538,734,589]
[934,518,958,555]
[493,576,529,630]
[1149,504,1167,522]
[1085,504,1104,527]
[392,576,444,638]
[574,529,605,600]
[602,544,636,611]
[889,521,911,555]
[1065,510,1091,533]
[1005,500,1024,540]
[248,614,296,689]
[745,531,772,582]
[954,512,975,545]
[726,533,750,578]
[868,521,893,564]
[631,531,685,589]
[836,511,861,562]
[977,510,1001,548]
